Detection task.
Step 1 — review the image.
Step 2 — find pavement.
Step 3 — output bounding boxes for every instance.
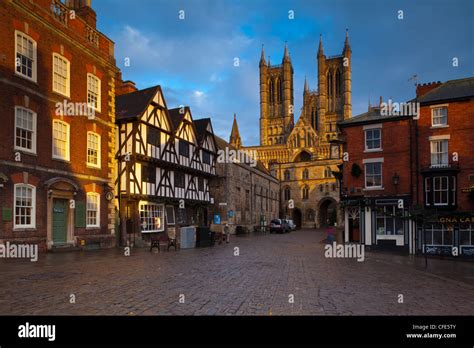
[0,228,473,315]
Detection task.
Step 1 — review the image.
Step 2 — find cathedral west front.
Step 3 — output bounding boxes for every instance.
[230,31,353,228]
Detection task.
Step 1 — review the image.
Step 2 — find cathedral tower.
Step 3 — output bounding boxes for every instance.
[259,44,294,146]
[317,31,352,144]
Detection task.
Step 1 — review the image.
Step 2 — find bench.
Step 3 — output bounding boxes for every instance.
[150,232,177,252]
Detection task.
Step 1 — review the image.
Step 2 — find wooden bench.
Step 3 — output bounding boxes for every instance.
[150,232,177,252]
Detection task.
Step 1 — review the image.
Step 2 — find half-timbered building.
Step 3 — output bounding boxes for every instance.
[115,84,217,246]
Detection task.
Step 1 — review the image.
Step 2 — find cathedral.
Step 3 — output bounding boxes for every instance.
[229,32,352,228]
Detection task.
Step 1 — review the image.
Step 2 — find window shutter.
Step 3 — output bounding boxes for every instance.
[2,207,12,222]
[75,201,86,228]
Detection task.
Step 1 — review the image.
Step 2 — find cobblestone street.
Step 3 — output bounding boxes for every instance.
[0,229,473,315]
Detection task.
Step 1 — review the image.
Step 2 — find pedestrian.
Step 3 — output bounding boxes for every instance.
[326,223,335,244]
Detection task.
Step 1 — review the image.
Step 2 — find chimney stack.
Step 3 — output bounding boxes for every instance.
[416,81,442,98]
[68,0,97,28]
[116,71,138,95]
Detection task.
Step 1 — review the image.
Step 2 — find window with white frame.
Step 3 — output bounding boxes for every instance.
[15,107,36,153]
[14,184,35,229]
[424,224,453,246]
[15,31,36,81]
[365,128,381,151]
[433,176,449,206]
[86,193,100,227]
[52,53,70,97]
[430,139,448,167]
[86,132,101,168]
[375,206,404,235]
[424,176,456,207]
[365,162,382,188]
[139,202,164,232]
[52,120,70,160]
[432,107,447,126]
[460,225,474,246]
[87,74,101,112]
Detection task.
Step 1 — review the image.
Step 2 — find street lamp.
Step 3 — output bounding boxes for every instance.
[392,172,400,186]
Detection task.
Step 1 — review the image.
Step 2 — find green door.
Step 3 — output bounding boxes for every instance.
[53,199,68,244]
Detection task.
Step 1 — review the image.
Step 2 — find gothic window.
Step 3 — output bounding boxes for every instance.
[276,79,282,103]
[302,169,309,180]
[302,185,309,200]
[335,69,341,97]
[284,186,291,201]
[324,167,333,178]
[269,79,274,103]
[284,169,290,181]
[327,70,332,97]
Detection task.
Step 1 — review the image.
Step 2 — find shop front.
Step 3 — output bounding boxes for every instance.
[417,214,474,257]
[343,197,416,254]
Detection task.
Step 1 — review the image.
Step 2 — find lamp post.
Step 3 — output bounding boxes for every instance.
[392,172,400,186]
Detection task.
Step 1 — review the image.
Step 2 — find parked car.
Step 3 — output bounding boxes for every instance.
[285,219,296,231]
[270,219,290,234]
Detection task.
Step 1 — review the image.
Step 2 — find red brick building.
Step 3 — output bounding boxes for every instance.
[414,78,474,256]
[339,77,474,256]
[338,102,417,253]
[0,0,119,251]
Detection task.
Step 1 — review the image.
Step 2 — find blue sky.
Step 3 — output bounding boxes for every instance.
[93,0,473,145]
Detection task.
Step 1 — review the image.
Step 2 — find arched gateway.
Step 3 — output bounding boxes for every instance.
[318,197,338,227]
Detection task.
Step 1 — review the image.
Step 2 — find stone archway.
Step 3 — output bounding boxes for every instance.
[318,197,337,228]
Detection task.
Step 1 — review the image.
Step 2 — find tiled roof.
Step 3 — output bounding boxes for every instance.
[193,118,211,144]
[115,85,159,121]
[167,107,187,130]
[417,77,474,104]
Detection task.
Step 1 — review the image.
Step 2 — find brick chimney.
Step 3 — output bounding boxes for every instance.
[416,81,442,97]
[69,0,97,28]
[116,72,138,95]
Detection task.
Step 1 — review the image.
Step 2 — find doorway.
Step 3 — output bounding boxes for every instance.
[52,198,68,244]
[293,208,302,229]
[347,207,360,242]
[318,198,337,227]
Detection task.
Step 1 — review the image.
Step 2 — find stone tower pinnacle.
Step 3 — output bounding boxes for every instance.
[230,113,242,149]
